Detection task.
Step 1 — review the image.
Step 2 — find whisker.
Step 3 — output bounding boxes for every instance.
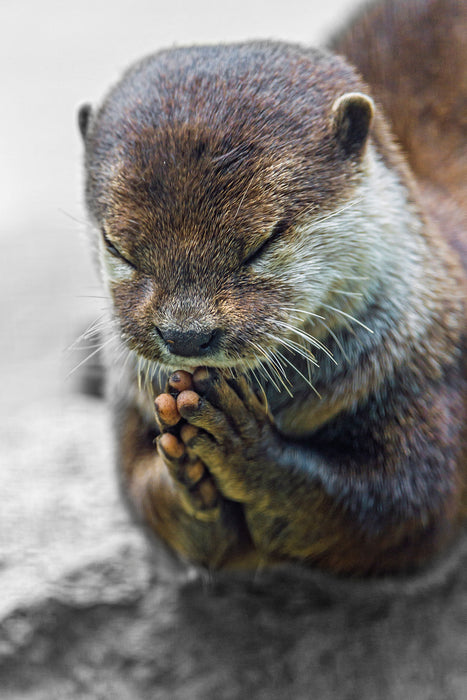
[247,340,286,393]
[153,361,161,393]
[144,358,151,393]
[255,377,270,411]
[264,349,294,397]
[275,335,318,377]
[297,337,314,384]
[284,313,320,326]
[274,320,336,363]
[67,315,109,349]
[330,289,364,298]
[69,342,106,351]
[75,295,108,300]
[232,171,258,222]
[67,336,115,378]
[316,320,351,363]
[81,320,118,340]
[337,275,369,282]
[280,306,326,320]
[274,348,321,398]
[58,208,88,226]
[253,361,278,392]
[137,356,143,392]
[264,332,319,367]
[322,304,374,334]
[294,197,364,229]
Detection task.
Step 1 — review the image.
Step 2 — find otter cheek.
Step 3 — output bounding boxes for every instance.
[108,278,159,352]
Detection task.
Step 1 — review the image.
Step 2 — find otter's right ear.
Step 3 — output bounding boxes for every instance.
[78,103,93,140]
[332,92,374,156]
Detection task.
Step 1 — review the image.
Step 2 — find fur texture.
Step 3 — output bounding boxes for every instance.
[79,0,467,576]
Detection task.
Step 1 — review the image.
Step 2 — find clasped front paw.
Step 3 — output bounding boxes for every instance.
[164,368,280,503]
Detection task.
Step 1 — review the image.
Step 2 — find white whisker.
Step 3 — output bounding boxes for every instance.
[246,340,288,394]
[295,197,364,229]
[264,332,319,367]
[274,320,336,363]
[330,289,364,298]
[137,356,143,392]
[67,336,115,378]
[281,306,326,320]
[316,320,351,363]
[274,348,321,398]
[322,304,374,334]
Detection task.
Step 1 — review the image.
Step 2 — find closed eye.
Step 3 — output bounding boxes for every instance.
[101,229,135,268]
[243,219,289,266]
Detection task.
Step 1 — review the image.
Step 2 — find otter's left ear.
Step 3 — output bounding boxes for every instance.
[332,92,374,156]
[78,103,93,140]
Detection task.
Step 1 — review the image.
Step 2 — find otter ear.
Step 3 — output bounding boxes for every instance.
[332,92,374,156]
[78,103,93,140]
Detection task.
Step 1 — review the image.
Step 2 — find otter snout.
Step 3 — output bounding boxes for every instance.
[156,325,221,358]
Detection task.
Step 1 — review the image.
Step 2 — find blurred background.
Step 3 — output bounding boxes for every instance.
[1,0,356,416]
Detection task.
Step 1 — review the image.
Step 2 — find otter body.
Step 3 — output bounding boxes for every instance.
[79,0,467,575]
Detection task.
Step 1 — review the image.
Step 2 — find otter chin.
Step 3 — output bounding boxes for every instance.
[79,0,467,576]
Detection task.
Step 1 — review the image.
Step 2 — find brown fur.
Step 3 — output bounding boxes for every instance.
[330,0,467,256]
[80,0,467,576]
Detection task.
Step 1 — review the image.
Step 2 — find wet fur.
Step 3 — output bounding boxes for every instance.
[80,0,467,575]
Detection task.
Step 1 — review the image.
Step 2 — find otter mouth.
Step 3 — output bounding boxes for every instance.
[131,346,256,376]
[131,342,320,399]
[155,353,253,374]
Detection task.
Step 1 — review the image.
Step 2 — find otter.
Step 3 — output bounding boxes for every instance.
[78,0,467,576]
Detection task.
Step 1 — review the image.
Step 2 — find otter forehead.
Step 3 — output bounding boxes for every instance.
[86,42,369,231]
[96,41,366,140]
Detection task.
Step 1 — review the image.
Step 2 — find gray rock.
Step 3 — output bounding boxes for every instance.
[1,397,467,699]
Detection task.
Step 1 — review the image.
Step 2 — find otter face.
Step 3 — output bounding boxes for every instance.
[80,43,377,381]
[95,150,304,373]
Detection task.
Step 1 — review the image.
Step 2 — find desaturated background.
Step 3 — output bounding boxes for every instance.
[1,0,357,420]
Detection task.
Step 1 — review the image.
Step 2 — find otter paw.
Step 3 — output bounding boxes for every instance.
[154,392,181,429]
[173,367,279,502]
[156,432,220,520]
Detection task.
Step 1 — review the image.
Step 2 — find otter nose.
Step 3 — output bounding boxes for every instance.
[156,327,219,357]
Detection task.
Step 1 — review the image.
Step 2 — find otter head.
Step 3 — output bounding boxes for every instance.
[79,43,376,382]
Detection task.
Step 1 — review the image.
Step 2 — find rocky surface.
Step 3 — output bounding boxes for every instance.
[1,395,467,699]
